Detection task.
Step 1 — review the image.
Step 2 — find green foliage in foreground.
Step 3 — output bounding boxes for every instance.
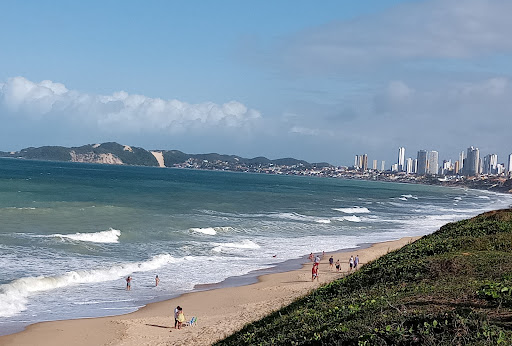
[216,209,512,345]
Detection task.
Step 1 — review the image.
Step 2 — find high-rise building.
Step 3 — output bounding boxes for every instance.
[362,154,368,171]
[417,150,428,176]
[413,159,418,174]
[381,160,386,172]
[441,160,451,175]
[427,151,439,175]
[459,151,465,171]
[406,158,413,174]
[372,159,377,170]
[454,160,460,175]
[508,154,512,174]
[391,163,398,172]
[465,146,480,176]
[397,147,406,172]
[483,154,498,175]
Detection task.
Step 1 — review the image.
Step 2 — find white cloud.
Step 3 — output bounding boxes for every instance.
[276,0,512,73]
[0,76,261,133]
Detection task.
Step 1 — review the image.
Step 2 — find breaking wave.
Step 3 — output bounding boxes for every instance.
[190,227,234,235]
[212,240,261,252]
[332,207,370,214]
[50,228,121,243]
[0,254,175,318]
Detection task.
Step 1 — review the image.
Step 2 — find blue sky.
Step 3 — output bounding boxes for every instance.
[1,0,511,166]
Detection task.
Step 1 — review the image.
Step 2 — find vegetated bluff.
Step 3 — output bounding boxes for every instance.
[217,209,512,345]
[0,142,328,169]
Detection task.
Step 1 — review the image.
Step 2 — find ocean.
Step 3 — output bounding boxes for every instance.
[1,158,511,335]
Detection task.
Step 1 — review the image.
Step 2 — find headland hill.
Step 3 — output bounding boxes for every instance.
[1,142,511,194]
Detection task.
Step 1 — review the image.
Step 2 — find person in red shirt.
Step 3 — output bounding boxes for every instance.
[312,263,319,281]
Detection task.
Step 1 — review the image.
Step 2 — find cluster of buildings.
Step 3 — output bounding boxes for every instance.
[354,146,512,177]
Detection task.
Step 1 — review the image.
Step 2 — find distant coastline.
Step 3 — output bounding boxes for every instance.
[1,142,511,194]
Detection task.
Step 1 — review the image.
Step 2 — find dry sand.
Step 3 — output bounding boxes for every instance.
[0,236,419,346]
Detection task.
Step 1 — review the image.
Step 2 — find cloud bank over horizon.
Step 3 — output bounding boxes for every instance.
[0,76,261,133]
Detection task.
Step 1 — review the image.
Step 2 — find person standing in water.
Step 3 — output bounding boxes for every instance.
[126,276,132,290]
[155,275,160,286]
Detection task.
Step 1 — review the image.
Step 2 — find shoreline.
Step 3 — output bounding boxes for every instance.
[0,236,419,346]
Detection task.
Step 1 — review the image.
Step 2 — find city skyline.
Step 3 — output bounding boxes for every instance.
[353,145,512,176]
[2,1,512,165]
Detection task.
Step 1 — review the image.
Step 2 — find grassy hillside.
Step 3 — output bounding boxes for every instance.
[217,209,512,345]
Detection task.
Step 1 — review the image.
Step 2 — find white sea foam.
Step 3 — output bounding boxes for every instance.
[50,228,121,243]
[190,227,217,235]
[212,240,260,252]
[332,207,370,214]
[0,253,175,317]
[401,194,418,199]
[190,227,234,235]
[333,215,361,222]
[271,212,333,224]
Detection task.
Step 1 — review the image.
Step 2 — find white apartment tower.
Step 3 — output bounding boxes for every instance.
[406,158,413,174]
[427,151,439,175]
[397,147,406,172]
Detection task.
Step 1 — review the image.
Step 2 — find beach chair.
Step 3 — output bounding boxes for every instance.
[183,316,196,327]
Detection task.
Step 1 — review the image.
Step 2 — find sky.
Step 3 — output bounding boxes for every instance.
[1,0,511,166]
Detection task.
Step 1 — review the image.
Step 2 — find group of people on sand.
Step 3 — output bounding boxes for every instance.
[310,252,322,281]
[311,254,361,278]
[125,274,160,290]
[349,255,359,271]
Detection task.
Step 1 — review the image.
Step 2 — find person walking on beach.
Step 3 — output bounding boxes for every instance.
[174,306,181,329]
[312,263,319,281]
[329,256,334,270]
[354,255,359,270]
[314,254,321,264]
[335,259,340,272]
[349,256,354,271]
[126,276,132,290]
[155,275,160,286]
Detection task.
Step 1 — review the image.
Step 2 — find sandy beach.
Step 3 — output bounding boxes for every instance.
[0,236,419,346]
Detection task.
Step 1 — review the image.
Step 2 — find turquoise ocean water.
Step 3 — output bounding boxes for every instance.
[1,158,511,335]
